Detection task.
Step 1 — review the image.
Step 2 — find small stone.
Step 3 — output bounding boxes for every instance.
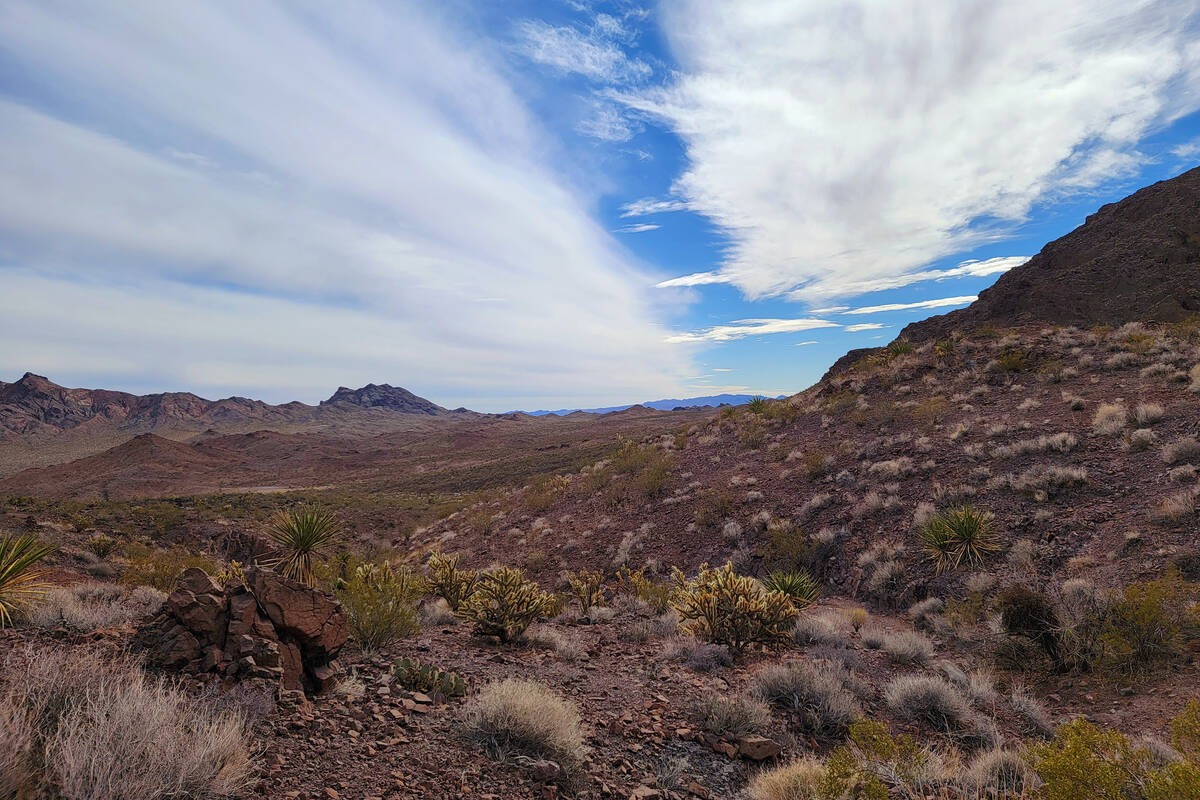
[737,735,782,761]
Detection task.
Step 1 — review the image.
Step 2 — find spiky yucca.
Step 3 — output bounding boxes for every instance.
[670,562,799,654]
[455,566,554,642]
[565,569,605,615]
[266,506,342,587]
[762,569,821,608]
[917,505,999,574]
[0,535,55,627]
[426,551,479,611]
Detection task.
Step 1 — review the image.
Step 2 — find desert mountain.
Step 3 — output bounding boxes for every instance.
[903,164,1200,342]
[321,383,448,414]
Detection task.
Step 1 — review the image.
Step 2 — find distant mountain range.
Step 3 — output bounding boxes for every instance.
[513,394,783,416]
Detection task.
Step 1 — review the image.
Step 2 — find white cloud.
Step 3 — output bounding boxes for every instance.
[795,341,818,346]
[615,223,660,233]
[577,102,642,141]
[843,295,977,315]
[515,18,651,84]
[626,0,1200,300]
[655,270,732,288]
[0,2,693,410]
[621,197,690,217]
[845,323,887,332]
[787,256,1028,301]
[711,368,733,372]
[666,317,838,343]
[1171,138,1200,160]
[810,306,850,314]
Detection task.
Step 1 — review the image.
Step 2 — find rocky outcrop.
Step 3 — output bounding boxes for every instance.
[134,567,347,695]
[903,165,1200,342]
[321,383,446,414]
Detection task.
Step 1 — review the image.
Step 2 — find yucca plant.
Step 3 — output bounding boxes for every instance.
[917,505,999,574]
[746,396,768,415]
[266,506,343,587]
[761,570,821,608]
[0,534,55,627]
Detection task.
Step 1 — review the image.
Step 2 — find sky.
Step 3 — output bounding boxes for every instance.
[1,0,1199,411]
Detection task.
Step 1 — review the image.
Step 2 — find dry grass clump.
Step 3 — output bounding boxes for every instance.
[0,700,35,798]
[1009,684,1054,737]
[464,679,584,773]
[523,626,584,661]
[1127,428,1156,451]
[1189,363,1200,392]
[884,674,973,734]
[749,659,861,741]
[1061,392,1086,411]
[692,692,772,738]
[2,646,253,799]
[792,613,849,647]
[937,661,998,706]
[1160,437,1200,465]
[24,583,165,632]
[857,543,908,606]
[991,433,1077,459]
[1134,403,1164,424]
[745,757,825,800]
[908,597,945,629]
[965,749,1039,794]
[867,457,914,479]
[1156,490,1197,524]
[1092,402,1127,435]
[876,629,935,664]
[991,465,1088,498]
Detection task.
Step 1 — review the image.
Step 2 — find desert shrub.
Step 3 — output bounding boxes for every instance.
[455,566,554,643]
[884,674,973,734]
[997,585,1063,666]
[391,657,466,698]
[117,544,218,593]
[669,563,799,654]
[621,609,679,643]
[1030,704,1200,800]
[524,473,570,512]
[425,551,479,610]
[762,570,820,607]
[769,523,840,579]
[0,535,55,628]
[564,569,605,615]
[692,692,772,738]
[1128,428,1156,451]
[995,349,1027,372]
[615,566,672,612]
[1135,403,1165,424]
[965,748,1039,794]
[746,756,825,800]
[334,561,423,652]
[418,597,456,626]
[463,679,584,774]
[992,464,1088,498]
[750,659,861,741]
[24,583,165,631]
[991,433,1078,459]
[1156,490,1198,523]
[878,629,935,665]
[1009,684,1054,737]
[822,719,945,799]
[1092,402,1127,436]
[2,647,252,798]
[662,636,733,671]
[83,534,119,559]
[908,597,945,629]
[523,625,584,661]
[694,491,736,531]
[265,505,342,587]
[1161,437,1200,465]
[1098,570,1199,675]
[916,505,999,574]
[845,607,868,631]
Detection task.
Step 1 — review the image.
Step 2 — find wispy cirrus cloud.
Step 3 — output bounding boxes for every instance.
[615,223,660,233]
[845,323,887,332]
[515,18,651,84]
[621,197,690,217]
[666,317,839,343]
[626,0,1200,301]
[843,296,977,315]
[656,270,731,288]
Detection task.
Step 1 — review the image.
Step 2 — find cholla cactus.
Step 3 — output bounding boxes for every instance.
[426,551,479,610]
[392,657,466,698]
[454,566,554,642]
[670,562,799,654]
[565,569,606,615]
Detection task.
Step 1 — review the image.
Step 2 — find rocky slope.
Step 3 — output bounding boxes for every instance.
[903,165,1200,341]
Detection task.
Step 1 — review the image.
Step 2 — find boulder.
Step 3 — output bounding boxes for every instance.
[134,567,346,695]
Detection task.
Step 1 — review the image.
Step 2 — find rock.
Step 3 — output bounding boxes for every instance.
[530,760,562,782]
[737,735,782,760]
[133,567,347,696]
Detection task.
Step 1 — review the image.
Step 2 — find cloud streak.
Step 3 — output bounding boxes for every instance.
[842,296,977,315]
[666,318,839,343]
[627,0,1200,300]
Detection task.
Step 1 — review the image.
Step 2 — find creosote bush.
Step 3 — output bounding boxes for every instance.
[119,544,219,593]
[670,562,799,654]
[463,679,584,775]
[333,560,423,652]
[455,565,554,643]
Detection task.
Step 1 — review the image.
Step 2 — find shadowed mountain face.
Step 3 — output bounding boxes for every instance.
[321,383,447,414]
[903,165,1200,342]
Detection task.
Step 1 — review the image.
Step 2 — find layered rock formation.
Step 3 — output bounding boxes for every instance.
[134,567,347,695]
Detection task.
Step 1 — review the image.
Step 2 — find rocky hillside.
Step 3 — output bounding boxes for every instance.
[903,165,1200,341]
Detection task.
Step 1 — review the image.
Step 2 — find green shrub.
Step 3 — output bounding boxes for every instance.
[1099,570,1198,675]
[334,561,423,652]
[823,720,934,800]
[762,570,821,607]
[425,551,479,610]
[119,545,218,593]
[266,505,342,587]
[615,567,672,612]
[670,562,799,654]
[391,657,465,698]
[84,534,119,559]
[455,566,554,642]
[916,505,999,574]
[996,349,1027,372]
[0,535,55,627]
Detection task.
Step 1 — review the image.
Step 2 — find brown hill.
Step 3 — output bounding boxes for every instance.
[903,164,1200,342]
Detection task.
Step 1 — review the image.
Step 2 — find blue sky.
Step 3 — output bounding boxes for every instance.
[1,1,1198,410]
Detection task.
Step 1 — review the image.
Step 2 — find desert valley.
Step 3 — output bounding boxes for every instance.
[2,165,1200,799]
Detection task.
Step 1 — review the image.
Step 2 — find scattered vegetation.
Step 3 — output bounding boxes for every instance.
[463,679,584,775]
[669,562,799,654]
[266,505,343,587]
[391,657,466,698]
[916,505,999,573]
[425,551,480,610]
[333,560,423,652]
[455,566,555,643]
[0,535,54,627]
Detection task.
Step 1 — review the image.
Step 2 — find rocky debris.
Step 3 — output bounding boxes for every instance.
[134,567,347,694]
